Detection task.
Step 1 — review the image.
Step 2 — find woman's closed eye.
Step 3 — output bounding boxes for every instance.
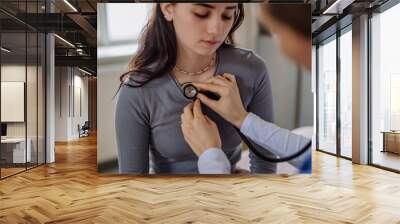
[193,11,234,21]
[193,11,209,19]
[222,13,234,20]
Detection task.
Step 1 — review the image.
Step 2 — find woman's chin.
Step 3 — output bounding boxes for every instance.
[193,47,218,57]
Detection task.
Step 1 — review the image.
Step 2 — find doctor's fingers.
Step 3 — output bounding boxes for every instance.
[181,125,194,145]
[219,74,240,92]
[180,117,194,134]
[197,93,218,110]
[208,76,238,95]
[204,115,217,126]
[192,99,205,120]
[222,73,237,85]
[181,122,190,132]
[182,103,194,121]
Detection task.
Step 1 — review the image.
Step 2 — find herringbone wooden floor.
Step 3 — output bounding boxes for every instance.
[1,134,400,224]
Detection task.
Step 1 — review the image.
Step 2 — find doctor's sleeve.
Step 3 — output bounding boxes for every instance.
[246,63,278,174]
[197,148,231,174]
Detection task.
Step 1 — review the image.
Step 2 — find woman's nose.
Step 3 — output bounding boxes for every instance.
[207,16,223,35]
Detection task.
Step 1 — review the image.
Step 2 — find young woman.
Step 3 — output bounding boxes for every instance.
[115,3,276,174]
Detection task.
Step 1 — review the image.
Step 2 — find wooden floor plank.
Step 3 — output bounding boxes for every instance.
[0,134,399,223]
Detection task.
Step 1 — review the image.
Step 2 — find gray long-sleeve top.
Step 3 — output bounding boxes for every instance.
[115,47,276,174]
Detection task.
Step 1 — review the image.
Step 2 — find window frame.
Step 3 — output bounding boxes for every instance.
[315,22,353,161]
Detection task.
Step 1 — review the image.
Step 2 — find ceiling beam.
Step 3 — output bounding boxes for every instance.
[67,13,97,46]
[55,55,96,71]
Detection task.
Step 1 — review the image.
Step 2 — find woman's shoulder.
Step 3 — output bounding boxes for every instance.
[116,82,145,106]
[117,73,171,104]
[123,73,169,88]
[218,47,267,74]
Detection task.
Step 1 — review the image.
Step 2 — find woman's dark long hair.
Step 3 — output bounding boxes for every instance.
[119,3,244,88]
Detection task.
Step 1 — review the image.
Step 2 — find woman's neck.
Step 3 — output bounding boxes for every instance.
[175,46,215,74]
[172,46,217,84]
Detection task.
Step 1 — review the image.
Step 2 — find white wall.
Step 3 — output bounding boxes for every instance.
[54,67,89,141]
[1,65,35,137]
[72,73,89,138]
[256,36,313,130]
[1,63,46,164]
[1,65,26,82]
[55,67,69,141]
[1,66,26,130]
[256,36,300,130]
[97,60,129,163]
[1,82,25,122]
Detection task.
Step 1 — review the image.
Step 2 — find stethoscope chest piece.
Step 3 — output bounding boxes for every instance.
[181,82,221,101]
[182,82,198,100]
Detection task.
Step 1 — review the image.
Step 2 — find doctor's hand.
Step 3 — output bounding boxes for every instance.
[193,73,249,129]
[181,99,222,157]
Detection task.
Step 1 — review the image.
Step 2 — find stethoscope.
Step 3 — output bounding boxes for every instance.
[180,82,312,163]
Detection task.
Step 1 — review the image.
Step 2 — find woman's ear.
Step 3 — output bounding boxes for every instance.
[160,3,174,21]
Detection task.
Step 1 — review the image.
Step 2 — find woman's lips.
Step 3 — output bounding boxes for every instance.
[202,40,220,46]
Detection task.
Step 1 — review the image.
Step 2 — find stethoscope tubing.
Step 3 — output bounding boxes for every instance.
[181,83,311,163]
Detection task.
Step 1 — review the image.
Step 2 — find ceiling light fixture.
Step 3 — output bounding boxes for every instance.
[1,47,11,53]
[63,0,78,12]
[78,67,93,76]
[54,34,75,48]
[323,0,354,15]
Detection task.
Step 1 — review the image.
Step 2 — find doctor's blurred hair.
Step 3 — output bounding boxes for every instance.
[261,4,311,39]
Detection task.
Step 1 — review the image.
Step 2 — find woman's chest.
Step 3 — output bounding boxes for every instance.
[148,103,242,160]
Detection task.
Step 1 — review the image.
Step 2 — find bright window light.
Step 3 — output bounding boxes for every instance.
[106,3,152,43]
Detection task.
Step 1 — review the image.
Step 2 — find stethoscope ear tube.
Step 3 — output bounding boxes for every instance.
[234,127,311,163]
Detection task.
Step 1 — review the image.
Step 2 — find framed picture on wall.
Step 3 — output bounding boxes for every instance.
[1,81,25,122]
